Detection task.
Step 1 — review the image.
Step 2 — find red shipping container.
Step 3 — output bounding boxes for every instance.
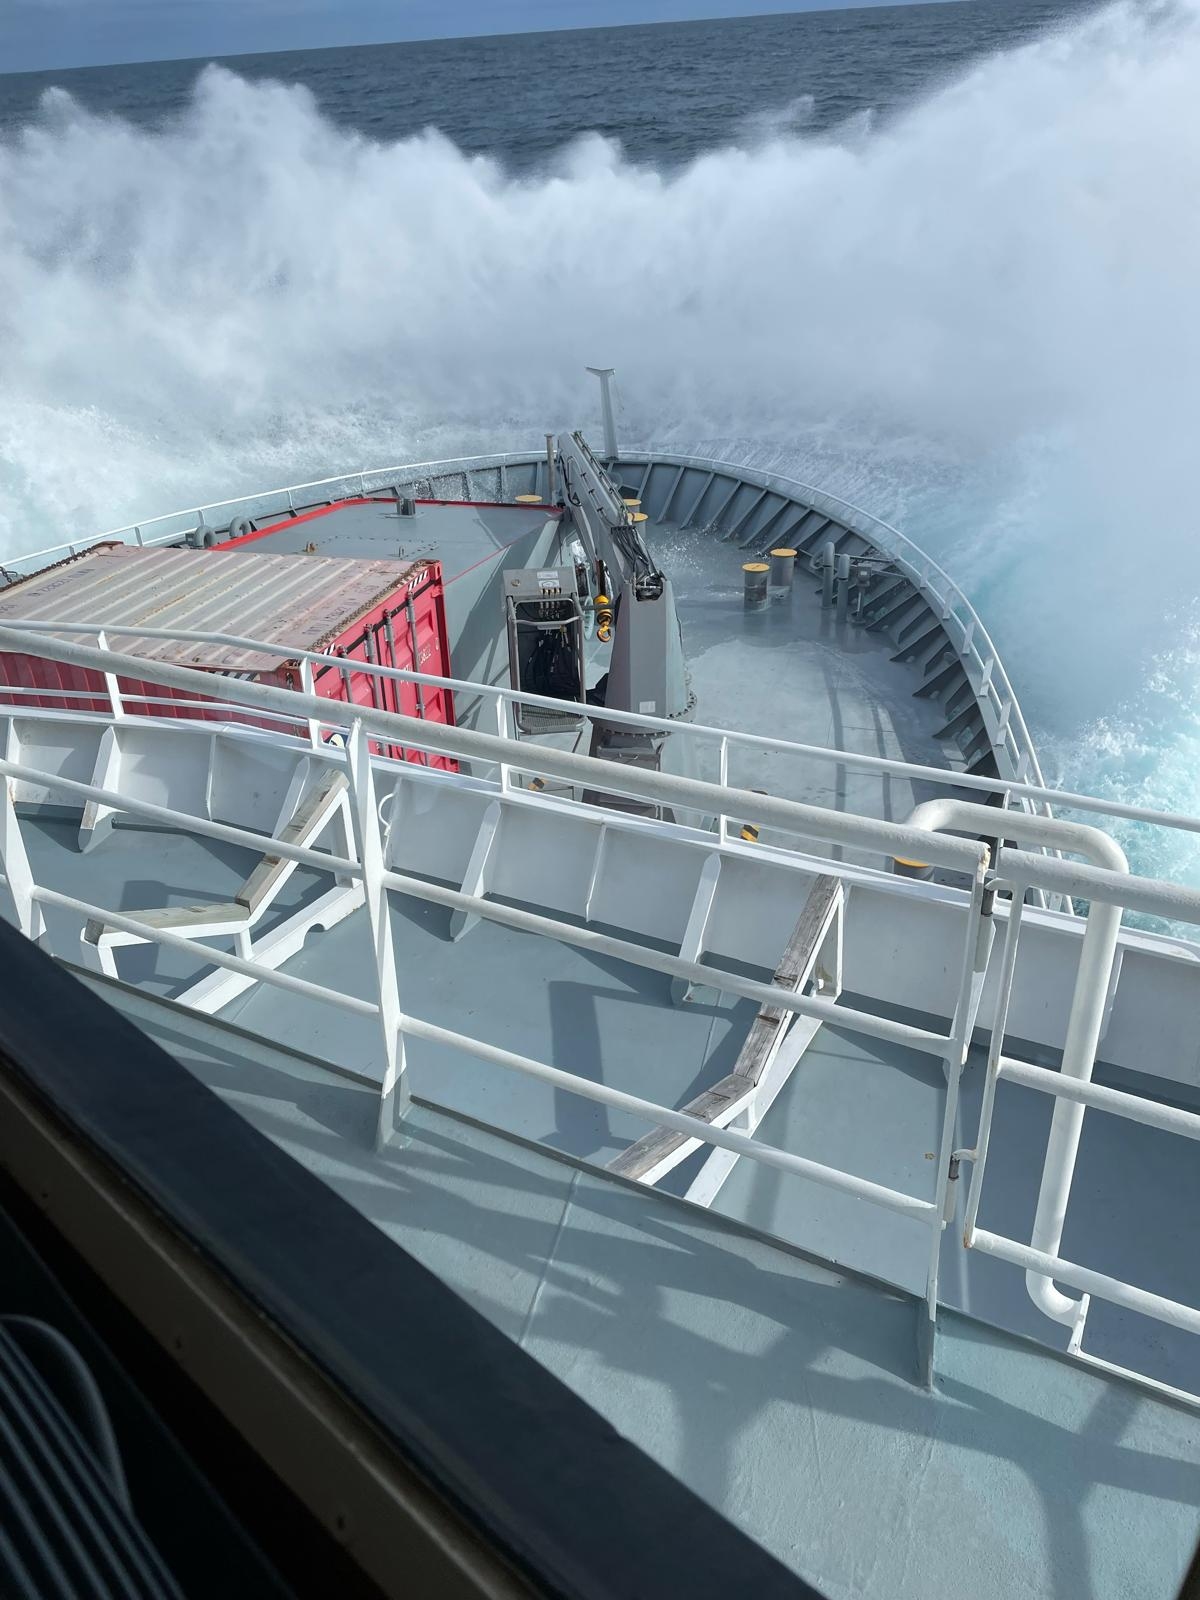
[0,544,456,767]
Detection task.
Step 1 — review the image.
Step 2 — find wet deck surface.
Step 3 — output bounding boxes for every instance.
[70,974,1200,1600]
[525,520,951,867]
[658,523,952,810]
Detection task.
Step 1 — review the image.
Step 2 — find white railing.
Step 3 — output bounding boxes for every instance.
[0,624,985,1389]
[0,624,1198,1402]
[2,617,1200,868]
[961,847,1200,1409]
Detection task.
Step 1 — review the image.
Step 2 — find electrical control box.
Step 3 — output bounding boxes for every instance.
[502,566,587,734]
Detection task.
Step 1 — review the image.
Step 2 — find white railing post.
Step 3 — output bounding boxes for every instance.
[347,720,408,1148]
[1024,891,1124,1326]
[0,773,45,942]
[920,855,989,1386]
[95,630,124,720]
[717,736,729,841]
[962,887,1028,1246]
[299,659,321,749]
[494,693,511,792]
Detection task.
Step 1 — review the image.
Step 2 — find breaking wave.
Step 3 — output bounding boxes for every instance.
[3,0,1200,885]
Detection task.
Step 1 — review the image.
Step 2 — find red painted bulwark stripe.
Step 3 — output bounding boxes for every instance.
[217,497,389,549]
[219,497,559,551]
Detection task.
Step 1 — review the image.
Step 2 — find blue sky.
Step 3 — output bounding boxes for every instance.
[2,1,856,74]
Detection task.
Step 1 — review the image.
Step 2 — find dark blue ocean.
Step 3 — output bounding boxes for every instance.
[3,0,1200,878]
[0,2,1083,165]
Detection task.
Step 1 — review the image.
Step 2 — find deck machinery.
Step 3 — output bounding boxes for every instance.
[506,430,692,810]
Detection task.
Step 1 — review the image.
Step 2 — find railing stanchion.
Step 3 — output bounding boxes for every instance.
[495,693,511,791]
[299,659,320,749]
[717,736,729,841]
[920,854,990,1388]
[0,771,45,943]
[1025,883,1124,1326]
[95,630,124,721]
[347,720,408,1148]
[962,886,1027,1246]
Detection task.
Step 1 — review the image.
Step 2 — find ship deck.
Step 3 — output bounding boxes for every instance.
[61,969,1200,1600]
[15,804,1200,1402]
[2,481,1198,1596]
[223,496,955,834]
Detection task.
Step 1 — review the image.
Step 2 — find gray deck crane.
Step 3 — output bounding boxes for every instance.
[554,430,693,798]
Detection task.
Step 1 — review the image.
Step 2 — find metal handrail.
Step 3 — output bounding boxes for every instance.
[0,657,975,1320]
[0,625,987,871]
[2,618,1200,854]
[1,624,1199,1402]
[961,854,1200,1399]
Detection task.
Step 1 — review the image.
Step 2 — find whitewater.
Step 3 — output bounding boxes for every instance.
[1,0,1199,884]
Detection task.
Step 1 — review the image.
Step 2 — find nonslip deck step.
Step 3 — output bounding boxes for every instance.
[608,874,842,1187]
[83,902,247,949]
[236,769,349,915]
[82,764,355,972]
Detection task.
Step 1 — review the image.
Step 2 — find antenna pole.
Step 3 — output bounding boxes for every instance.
[585,366,618,461]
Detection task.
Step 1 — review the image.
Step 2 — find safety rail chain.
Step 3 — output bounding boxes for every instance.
[0,623,1198,1403]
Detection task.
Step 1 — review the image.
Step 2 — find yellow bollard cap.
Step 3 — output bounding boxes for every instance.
[770,548,798,559]
[515,493,542,503]
[743,562,770,573]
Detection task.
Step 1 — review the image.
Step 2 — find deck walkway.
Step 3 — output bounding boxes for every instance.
[75,974,1200,1600]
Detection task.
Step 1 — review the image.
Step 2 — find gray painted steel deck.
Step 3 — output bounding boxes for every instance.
[643,527,952,855]
[226,498,551,578]
[66,974,1200,1600]
[14,811,1200,1401]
